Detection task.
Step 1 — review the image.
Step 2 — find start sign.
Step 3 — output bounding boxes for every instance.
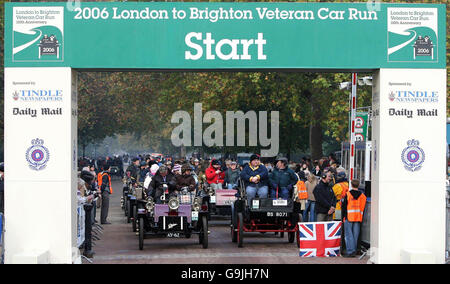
[4,2,446,70]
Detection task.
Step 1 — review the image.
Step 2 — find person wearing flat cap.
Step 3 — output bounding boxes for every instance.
[126,158,140,182]
[240,154,269,204]
[269,157,298,199]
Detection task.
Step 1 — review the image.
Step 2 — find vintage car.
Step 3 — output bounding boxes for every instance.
[109,165,121,178]
[230,181,301,248]
[202,182,237,217]
[136,185,210,250]
[121,176,141,232]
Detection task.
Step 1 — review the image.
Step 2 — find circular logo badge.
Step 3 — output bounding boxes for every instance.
[401,139,425,172]
[26,138,50,171]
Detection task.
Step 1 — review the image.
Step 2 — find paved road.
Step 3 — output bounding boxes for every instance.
[87,179,368,264]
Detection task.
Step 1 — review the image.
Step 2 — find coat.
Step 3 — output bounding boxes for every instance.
[175,174,196,191]
[225,168,240,185]
[269,167,298,190]
[147,170,177,197]
[205,160,225,184]
[240,163,269,187]
[313,180,337,214]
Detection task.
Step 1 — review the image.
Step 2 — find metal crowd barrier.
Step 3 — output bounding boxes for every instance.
[360,198,371,249]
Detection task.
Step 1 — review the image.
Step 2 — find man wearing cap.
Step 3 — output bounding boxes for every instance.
[165,160,173,172]
[313,172,337,222]
[147,165,177,203]
[225,161,240,190]
[139,161,149,182]
[176,164,196,192]
[192,158,200,174]
[332,171,349,221]
[240,154,269,204]
[206,159,225,190]
[126,158,140,182]
[269,157,298,199]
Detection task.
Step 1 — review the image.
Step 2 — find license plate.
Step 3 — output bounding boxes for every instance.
[210,196,216,203]
[192,211,198,221]
[273,199,287,206]
[267,212,288,217]
[167,232,180,238]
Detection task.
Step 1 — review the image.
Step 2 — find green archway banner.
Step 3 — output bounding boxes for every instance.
[4,2,446,70]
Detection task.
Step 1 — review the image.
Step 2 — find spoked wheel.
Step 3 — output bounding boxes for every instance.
[138,217,144,250]
[231,223,237,243]
[126,200,131,223]
[132,205,137,232]
[201,215,208,249]
[237,212,244,248]
[288,232,295,243]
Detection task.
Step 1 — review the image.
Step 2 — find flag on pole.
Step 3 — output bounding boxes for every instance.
[299,221,342,257]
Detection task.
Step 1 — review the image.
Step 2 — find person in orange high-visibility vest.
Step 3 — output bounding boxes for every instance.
[99,164,113,225]
[332,171,349,220]
[295,171,308,213]
[341,179,366,257]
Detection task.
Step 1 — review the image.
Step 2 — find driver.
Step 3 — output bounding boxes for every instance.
[175,164,196,192]
[240,154,269,205]
[126,158,141,183]
[147,165,176,204]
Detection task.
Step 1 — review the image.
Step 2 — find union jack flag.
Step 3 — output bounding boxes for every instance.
[299,221,341,257]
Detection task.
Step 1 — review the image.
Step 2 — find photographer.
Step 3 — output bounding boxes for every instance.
[78,170,99,259]
[78,173,95,205]
[80,170,100,224]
